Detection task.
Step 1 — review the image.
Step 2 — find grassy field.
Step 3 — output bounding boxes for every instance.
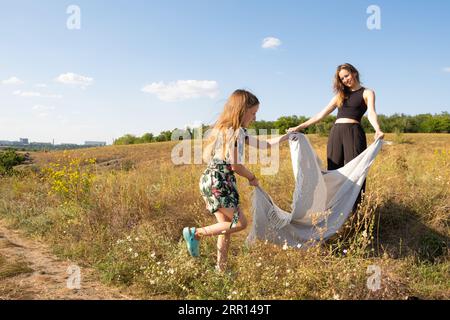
[0,133,448,299]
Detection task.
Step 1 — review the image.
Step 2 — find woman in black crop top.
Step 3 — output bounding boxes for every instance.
[288,63,384,211]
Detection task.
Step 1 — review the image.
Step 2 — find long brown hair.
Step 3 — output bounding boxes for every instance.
[203,89,259,162]
[333,63,361,107]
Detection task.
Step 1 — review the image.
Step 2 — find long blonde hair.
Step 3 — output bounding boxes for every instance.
[203,89,259,162]
[333,63,361,107]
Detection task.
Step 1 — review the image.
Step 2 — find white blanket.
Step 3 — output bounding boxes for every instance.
[246,133,385,248]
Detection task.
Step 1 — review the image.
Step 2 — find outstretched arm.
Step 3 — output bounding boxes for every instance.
[246,133,290,150]
[365,89,384,140]
[287,96,338,133]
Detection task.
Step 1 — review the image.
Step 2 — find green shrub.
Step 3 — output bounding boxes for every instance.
[0,149,26,175]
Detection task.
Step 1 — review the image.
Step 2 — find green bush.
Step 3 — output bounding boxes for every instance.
[0,149,26,175]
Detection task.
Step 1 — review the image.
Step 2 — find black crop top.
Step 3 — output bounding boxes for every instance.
[336,87,367,122]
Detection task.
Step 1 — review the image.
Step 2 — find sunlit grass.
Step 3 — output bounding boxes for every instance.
[0,133,448,299]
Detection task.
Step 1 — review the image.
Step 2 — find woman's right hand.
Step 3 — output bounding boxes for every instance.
[374,130,385,140]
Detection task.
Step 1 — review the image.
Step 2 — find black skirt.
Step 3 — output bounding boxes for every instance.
[327,123,368,211]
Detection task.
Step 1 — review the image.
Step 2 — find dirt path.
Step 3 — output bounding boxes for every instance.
[0,219,132,300]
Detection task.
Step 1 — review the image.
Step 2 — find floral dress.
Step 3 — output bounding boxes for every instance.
[199,128,248,226]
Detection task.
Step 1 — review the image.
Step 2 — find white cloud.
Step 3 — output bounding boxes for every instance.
[2,76,24,85]
[141,80,219,102]
[14,90,38,97]
[262,37,282,49]
[13,90,62,99]
[33,104,55,111]
[37,112,49,119]
[55,72,94,88]
[443,67,450,73]
[35,83,47,88]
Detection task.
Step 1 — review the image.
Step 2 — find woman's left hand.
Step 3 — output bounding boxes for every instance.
[374,131,385,140]
[249,177,259,187]
[287,126,301,133]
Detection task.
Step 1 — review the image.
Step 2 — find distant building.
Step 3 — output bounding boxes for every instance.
[0,140,14,146]
[30,142,52,146]
[84,141,107,147]
[0,138,30,146]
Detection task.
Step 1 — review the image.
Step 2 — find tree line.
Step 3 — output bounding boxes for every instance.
[113,112,450,145]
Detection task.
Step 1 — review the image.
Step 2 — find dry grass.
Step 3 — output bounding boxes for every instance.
[0,253,33,281]
[0,133,448,299]
[0,253,34,299]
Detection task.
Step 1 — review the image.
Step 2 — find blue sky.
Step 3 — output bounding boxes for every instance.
[1,0,449,144]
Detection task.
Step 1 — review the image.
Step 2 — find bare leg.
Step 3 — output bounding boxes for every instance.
[195,207,248,272]
[195,207,248,238]
[215,213,231,272]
